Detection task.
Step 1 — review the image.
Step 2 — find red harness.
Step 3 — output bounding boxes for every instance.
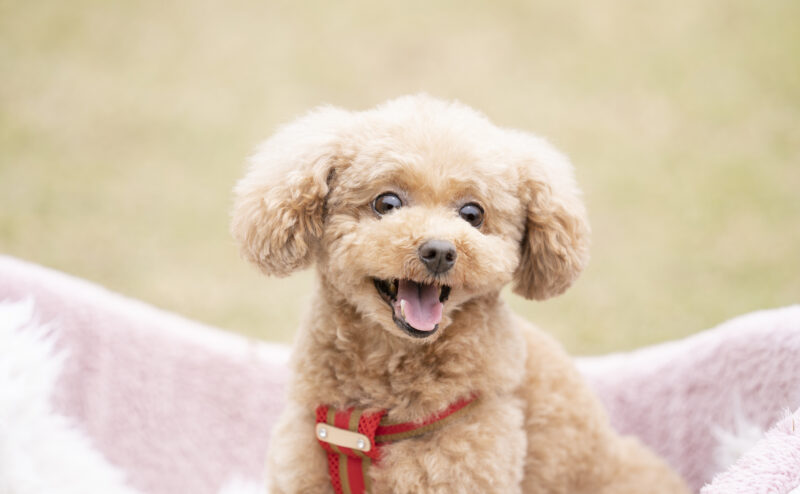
[315,395,478,494]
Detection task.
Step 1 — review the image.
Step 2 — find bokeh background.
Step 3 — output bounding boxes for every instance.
[2,0,798,354]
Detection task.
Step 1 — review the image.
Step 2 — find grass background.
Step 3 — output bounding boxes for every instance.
[1,0,798,354]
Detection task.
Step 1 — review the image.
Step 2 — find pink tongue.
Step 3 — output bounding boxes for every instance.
[396,280,443,332]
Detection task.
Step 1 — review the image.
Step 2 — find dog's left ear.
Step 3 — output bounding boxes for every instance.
[510,133,590,300]
[230,106,353,277]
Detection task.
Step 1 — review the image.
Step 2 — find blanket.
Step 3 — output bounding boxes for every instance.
[0,254,798,493]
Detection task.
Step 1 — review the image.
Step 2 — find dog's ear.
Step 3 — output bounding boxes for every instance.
[231,106,353,276]
[510,132,590,300]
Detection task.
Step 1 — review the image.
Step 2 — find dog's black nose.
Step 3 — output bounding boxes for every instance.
[418,240,457,275]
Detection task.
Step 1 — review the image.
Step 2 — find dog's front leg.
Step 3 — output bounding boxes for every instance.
[266,402,333,494]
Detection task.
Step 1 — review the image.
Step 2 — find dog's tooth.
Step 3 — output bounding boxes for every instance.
[400,299,407,319]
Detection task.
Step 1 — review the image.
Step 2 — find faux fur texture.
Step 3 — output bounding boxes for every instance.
[579,305,800,491]
[702,408,800,493]
[0,256,288,494]
[231,95,688,493]
[0,299,140,494]
[0,298,268,494]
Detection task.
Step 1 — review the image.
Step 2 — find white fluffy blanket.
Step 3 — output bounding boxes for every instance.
[0,299,141,494]
[0,254,798,493]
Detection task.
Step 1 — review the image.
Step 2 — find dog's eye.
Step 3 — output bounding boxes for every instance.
[373,192,403,216]
[458,203,484,228]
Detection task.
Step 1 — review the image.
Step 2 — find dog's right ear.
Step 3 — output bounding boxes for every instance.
[230,106,353,276]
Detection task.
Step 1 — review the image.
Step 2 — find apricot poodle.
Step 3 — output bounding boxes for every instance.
[231,95,688,494]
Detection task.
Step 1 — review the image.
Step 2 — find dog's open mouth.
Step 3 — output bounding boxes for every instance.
[373,278,451,338]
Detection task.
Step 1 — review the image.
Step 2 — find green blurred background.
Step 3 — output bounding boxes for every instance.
[1,0,798,354]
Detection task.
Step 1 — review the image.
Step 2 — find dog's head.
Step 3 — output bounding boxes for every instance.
[231,95,589,342]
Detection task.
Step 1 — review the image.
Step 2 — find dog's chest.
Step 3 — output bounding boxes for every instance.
[365,397,527,494]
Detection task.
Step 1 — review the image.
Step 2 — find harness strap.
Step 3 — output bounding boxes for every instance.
[315,395,478,494]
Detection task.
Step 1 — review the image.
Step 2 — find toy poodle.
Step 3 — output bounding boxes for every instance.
[231,95,689,494]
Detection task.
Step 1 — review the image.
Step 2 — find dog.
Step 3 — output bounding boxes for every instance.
[231,95,689,494]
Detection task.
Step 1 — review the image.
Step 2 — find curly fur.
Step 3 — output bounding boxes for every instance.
[231,95,688,493]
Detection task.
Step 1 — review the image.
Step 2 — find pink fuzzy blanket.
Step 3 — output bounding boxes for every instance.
[1,254,798,493]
